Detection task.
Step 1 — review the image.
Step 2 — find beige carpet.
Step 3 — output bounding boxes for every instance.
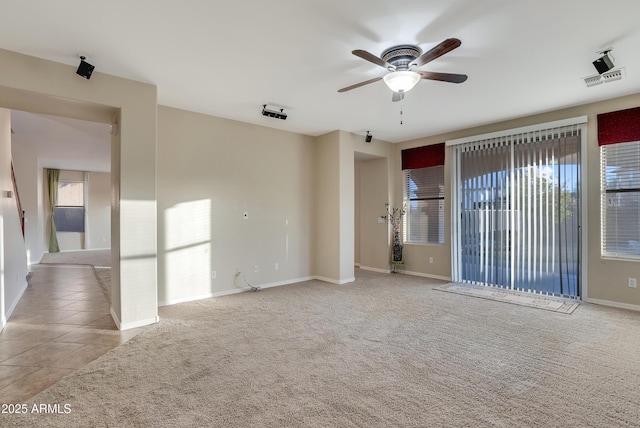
[40,249,111,268]
[436,282,580,314]
[8,270,640,427]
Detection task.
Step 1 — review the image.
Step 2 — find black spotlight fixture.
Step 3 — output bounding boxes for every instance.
[365,131,373,143]
[593,50,614,75]
[76,55,95,80]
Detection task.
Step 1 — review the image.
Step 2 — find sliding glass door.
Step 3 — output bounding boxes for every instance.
[451,123,583,297]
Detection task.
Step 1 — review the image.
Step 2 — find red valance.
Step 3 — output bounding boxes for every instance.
[402,143,445,170]
[597,106,640,146]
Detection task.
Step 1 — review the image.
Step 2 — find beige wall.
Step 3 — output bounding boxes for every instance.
[156,106,315,304]
[2,47,639,318]
[397,92,640,309]
[0,108,29,330]
[357,157,390,271]
[313,131,342,281]
[0,48,158,329]
[87,172,111,249]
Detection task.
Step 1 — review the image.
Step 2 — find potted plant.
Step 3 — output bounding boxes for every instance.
[385,203,406,262]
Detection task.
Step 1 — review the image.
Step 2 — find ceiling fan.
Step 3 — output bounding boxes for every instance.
[338,38,467,102]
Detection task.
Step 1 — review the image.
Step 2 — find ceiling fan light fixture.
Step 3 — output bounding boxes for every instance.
[383,71,420,93]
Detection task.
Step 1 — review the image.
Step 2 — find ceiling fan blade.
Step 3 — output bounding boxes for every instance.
[410,38,462,68]
[352,49,395,70]
[419,71,468,84]
[392,91,404,102]
[338,76,383,92]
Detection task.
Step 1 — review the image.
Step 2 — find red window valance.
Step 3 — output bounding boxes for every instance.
[401,143,445,170]
[597,106,640,146]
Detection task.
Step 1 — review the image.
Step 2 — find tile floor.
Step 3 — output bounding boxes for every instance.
[0,264,143,402]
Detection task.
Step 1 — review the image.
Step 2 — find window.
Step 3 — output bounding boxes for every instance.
[601,141,640,258]
[401,143,445,245]
[598,106,640,259]
[404,166,445,244]
[55,180,85,232]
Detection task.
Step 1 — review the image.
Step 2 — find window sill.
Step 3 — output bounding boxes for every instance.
[403,242,445,247]
[601,255,640,263]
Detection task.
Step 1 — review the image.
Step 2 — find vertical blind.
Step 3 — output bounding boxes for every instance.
[452,124,581,297]
[598,107,640,258]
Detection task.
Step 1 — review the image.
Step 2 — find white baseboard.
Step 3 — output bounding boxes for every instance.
[259,276,315,289]
[110,307,159,331]
[403,270,451,282]
[5,280,29,321]
[159,292,218,307]
[585,298,640,313]
[314,276,356,285]
[359,266,391,274]
[158,277,317,307]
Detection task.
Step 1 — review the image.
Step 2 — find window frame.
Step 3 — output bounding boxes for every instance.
[403,165,445,245]
[54,179,86,233]
[600,140,640,260]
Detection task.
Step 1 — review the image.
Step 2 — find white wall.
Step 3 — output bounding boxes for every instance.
[0,108,29,330]
[0,48,158,330]
[156,106,315,305]
[87,172,111,249]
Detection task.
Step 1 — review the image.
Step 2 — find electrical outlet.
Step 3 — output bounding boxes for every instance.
[429,257,434,264]
[243,211,249,220]
[253,265,259,273]
[211,271,217,279]
[629,278,637,288]
[274,262,279,271]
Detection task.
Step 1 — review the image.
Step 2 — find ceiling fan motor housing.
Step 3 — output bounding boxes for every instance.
[381,44,422,70]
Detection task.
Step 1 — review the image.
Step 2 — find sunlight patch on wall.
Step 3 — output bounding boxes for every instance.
[164,199,211,304]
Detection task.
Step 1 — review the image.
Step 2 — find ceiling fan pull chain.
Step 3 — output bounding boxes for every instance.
[400,104,404,125]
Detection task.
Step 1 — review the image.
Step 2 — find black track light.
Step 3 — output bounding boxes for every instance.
[76,56,94,79]
[365,131,373,143]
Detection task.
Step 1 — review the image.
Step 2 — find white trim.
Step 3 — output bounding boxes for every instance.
[579,124,589,300]
[359,266,391,274]
[404,270,451,282]
[315,276,356,285]
[586,298,640,313]
[1,316,6,331]
[158,292,219,307]
[110,307,159,331]
[158,276,317,307]
[5,280,29,321]
[260,276,315,289]
[446,116,588,147]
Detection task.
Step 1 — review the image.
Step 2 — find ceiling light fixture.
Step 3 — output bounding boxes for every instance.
[383,71,421,93]
[261,104,287,120]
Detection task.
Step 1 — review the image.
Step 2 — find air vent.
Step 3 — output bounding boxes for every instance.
[584,75,603,87]
[583,67,625,87]
[602,68,624,82]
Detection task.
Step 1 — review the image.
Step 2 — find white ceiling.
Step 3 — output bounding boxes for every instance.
[2,0,640,145]
[11,111,111,173]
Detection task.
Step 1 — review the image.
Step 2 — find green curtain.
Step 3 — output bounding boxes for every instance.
[47,168,60,253]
